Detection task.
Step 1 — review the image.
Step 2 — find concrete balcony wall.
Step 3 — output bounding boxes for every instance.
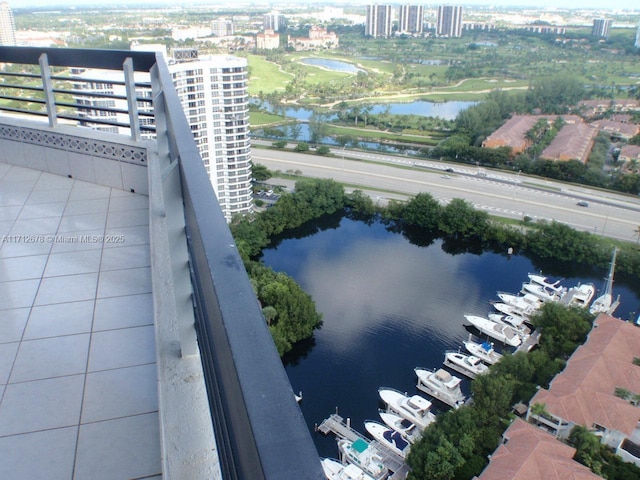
[0,119,149,195]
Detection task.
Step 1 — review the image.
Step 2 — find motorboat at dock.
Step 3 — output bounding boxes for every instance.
[378,388,435,431]
[443,351,489,379]
[364,421,411,459]
[337,438,389,480]
[414,367,466,409]
[561,283,596,308]
[488,313,531,336]
[378,410,423,444]
[527,273,566,294]
[464,314,524,347]
[463,338,503,365]
[321,457,377,480]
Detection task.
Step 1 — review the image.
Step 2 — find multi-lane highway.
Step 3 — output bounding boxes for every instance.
[252,146,640,243]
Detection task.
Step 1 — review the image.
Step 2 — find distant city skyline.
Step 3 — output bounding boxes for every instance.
[8,0,640,10]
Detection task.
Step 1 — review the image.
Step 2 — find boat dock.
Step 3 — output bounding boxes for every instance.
[317,414,410,480]
[516,330,540,353]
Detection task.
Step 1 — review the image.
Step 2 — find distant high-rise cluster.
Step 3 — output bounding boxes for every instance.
[399,5,424,35]
[366,4,393,38]
[0,2,16,46]
[437,5,463,38]
[263,11,287,32]
[212,18,234,37]
[635,23,640,48]
[592,18,612,39]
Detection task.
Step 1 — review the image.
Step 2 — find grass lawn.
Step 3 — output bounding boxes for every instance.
[246,54,293,95]
[249,111,288,126]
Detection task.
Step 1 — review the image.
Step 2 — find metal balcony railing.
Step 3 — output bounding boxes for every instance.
[0,46,324,480]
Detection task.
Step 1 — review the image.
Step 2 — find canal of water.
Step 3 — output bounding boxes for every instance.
[260,212,640,459]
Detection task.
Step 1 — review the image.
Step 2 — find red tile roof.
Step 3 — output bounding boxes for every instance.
[530,315,640,436]
[540,122,598,163]
[477,419,602,480]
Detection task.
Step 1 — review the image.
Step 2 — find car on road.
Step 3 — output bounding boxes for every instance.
[576,201,589,207]
[445,168,454,173]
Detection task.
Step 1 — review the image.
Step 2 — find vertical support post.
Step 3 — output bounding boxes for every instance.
[150,64,198,358]
[123,57,141,141]
[38,53,57,128]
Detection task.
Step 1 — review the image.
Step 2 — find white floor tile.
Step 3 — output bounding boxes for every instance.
[100,244,150,271]
[0,205,21,222]
[49,229,105,253]
[0,255,48,282]
[0,278,40,309]
[64,197,110,216]
[25,188,70,205]
[8,216,60,236]
[24,300,95,340]
[0,427,77,480]
[81,363,158,423]
[35,272,99,306]
[0,308,30,343]
[93,293,153,331]
[74,413,161,480]
[43,249,102,277]
[0,342,19,385]
[88,325,156,372]
[57,212,107,233]
[103,224,149,248]
[17,201,66,220]
[0,375,84,436]
[105,208,148,228]
[9,334,90,383]
[97,267,151,298]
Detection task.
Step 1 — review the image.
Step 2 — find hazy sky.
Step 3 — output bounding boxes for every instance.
[9,0,640,10]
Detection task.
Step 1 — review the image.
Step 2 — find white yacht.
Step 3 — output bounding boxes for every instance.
[443,351,489,379]
[321,458,377,480]
[488,313,531,336]
[414,367,466,409]
[492,302,531,322]
[337,438,388,480]
[497,292,543,310]
[364,421,411,459]
[378,410,423,444]
[562,283,596,308]
[521,282,564,302]
[463,339,503,365]
[465,314,523,347]
[378,388,435,431]
[527,273,566,296]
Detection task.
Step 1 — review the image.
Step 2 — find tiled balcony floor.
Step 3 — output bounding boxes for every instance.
[0,164,161,479]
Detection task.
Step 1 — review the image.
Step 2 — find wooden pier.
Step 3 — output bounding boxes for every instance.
[516,330,540,353]
[317,414,410,480]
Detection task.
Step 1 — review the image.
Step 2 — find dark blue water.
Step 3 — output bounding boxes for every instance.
[260,214,640,458]
[252,99,476,121]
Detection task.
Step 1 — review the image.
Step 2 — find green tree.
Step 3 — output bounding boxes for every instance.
[402,193,442,230]
[294,142,310,152]
[251,163,272,182]
[531,303,594,359]
[316,145,331,155]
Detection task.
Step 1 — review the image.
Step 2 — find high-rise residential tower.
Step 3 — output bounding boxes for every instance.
[635,23,640,48]
[592,18,612,39]
[263,11,287,32]
[436,5,463,38]
[366,4,393,38]
[0,2,16,46]
[399,5,424,35]
[169,51,253,221]
[74,47,253,222]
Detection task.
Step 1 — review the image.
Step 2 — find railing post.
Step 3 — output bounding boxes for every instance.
[124,57,141,141]
[38,53,57,128]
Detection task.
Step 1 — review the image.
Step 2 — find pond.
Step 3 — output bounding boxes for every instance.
[301,58,364,74]
[260,213,640,458]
